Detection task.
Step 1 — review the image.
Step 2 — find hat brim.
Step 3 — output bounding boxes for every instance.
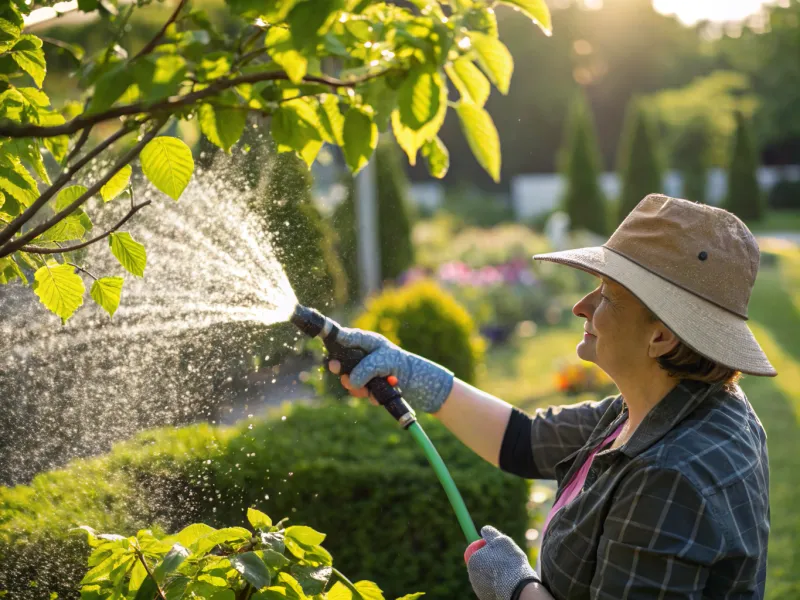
[534,246,777,377]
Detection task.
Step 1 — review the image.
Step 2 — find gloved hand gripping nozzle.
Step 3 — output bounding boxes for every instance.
[290,304,417,428]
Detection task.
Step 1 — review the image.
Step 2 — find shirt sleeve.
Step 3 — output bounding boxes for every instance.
[499,395,618,480]
[591,465,726,599]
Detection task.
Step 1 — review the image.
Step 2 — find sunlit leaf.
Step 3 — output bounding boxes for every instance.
[90,276,123,318]
[247,508,272,530]
[456,101,501,182]
[277,572,306,599]
[287,0,343,49]
[317,94,344,145]
[354,581,385,600]
[395,594,425,600]
[231,552,271,590]
[87,63,134,115]
[192,527,252,554]
[446,59,490,107]
[7,137,50,184]
[271,99,324,166]
[0,256,26,284]
[0,154,38,207]
[135,55,187,101]
[499,0,552,35]
[44,135,69,164]
[10,35,46,87]
[199,102,246,153]
[468,32,513,95]
[33,261,84,322]
[171,523,216,547]
[0,17,21,53]
[397,66,441,131]
[109,232,146,278]
[55,185,88,212]
[421,136,449,179]
[266,28,308,84]
[40,215,85,242]
[290,565,331,596]
[153,544,190,581]
[326,582,351,600]
[100,165,132,202]
[140,137,194,200]
[342,106,377,173]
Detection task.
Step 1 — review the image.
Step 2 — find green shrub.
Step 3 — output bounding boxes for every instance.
[0,403,527,600]
[616,98,663,224]
[354,280,485,384]
[672,115,712,203]
[724,111,763,221]
[559,93,607,235]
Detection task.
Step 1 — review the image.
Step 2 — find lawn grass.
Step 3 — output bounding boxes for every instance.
[748,210,800,233]
[480,244,800,598]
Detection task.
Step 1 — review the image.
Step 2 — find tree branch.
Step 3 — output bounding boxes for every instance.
[67,262,98,280]
[65,123,94,165]
[0,69,390,138]
[0,122,139,248]
[132,0,189,60]
[21,200,152,255]
[0,118,166,257]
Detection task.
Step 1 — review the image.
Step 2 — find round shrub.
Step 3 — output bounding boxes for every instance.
[354,280,485,384]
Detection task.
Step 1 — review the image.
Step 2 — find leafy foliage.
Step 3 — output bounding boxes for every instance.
[559,93,607,235]
[354,279,485,384]
[76,509,420,600]
[0,0,551,322]
[0,403,528,600]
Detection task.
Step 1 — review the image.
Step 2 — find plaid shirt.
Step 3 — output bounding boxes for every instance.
[526,379,770,599]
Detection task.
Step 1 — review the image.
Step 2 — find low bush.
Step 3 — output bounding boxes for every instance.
[0,402,527,600]
[354,280,485,384]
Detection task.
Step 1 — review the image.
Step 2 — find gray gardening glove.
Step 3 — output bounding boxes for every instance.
[467,526,541,600]
[334,327,454,414]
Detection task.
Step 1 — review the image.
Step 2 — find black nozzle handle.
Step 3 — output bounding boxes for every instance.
[366,378,416,428]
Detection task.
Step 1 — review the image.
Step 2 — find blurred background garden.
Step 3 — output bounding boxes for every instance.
[2,0,800,598]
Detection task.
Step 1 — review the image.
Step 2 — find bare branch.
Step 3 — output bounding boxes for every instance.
[0,122,139,248]
[132,0,190,60]
[21,200,152,255]
[0,69,391,138]
[65,123,94,165]
[135,550,167,600]
[0,118,167,257]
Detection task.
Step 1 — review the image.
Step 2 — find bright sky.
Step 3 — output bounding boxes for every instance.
[652,0,777,24]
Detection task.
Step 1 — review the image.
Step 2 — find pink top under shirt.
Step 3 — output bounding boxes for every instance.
[539,421,626,551]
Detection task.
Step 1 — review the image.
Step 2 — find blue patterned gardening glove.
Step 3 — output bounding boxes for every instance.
[334,327,455,414]
[466,526,541,600]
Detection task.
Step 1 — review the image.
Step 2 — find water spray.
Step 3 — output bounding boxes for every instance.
[290,304,481,546]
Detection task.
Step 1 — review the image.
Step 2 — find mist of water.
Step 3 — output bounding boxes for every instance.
[0,151,303,485]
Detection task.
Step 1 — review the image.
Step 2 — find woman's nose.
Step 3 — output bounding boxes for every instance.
[573,292,595,320]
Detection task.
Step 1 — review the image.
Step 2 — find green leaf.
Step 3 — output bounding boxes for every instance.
[7,137,50,184]
[153,544,190,581]
[87,63,134,115]
[391,69,447,165]
[446,59,490,107]
[326,582,351,600]
[164,576,190,600]
[127,560,147,592]
[468,32,513,95]
[134,55,187,101]
[77,0,99,10]
[100,165,131,202]
[302,544,332,567]
[90,276,123,318]
[397,66,442,131]
[199,102,246,153]
[265,28,308,84]
[277,573,306,599]
[287,0,343,49]
[44,135,69,164]
[231,552,271,590]
[55,185,88,212]
[499,0,552,35]
[247,508,272,530]
[395,594,425,600]
[0,154,38,207]
[456,101,501,182]
[289,565,331,596]
[359,79,397,132]
[317,94,344,146]
[171,523,216,547]
[421,136,449,179]
[109,232,146,277]
[40,215,85,242]
[198,573,228,587]
[10,35,46,88]
[354,581,385,600]
[271,99,324,167]
[259,549,290,570]
[342,107,377,173]
[0,256,26,284]
[0,18,21,54]
[140,137,194,200]
[192,527,252,554]
[33,261,85,322]
[211,591,235,600]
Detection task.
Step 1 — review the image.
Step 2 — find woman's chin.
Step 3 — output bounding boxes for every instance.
[576,340,596,363]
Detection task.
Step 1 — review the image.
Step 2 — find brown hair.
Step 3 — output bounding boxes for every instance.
[646,311,742,390]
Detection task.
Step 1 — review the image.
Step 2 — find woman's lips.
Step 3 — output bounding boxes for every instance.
[583,332,596,339]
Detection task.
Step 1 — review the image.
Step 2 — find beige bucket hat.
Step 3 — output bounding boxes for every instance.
[534,194,777,377]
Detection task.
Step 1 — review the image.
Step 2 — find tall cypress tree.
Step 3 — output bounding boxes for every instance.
[724,111,763,221]
[375,134,415,282]
[331,172,360,304]
[672,115,712,203]
[559,93,607,235]
[617,99,663,224]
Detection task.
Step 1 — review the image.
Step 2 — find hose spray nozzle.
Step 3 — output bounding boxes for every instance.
[290,304,416,428]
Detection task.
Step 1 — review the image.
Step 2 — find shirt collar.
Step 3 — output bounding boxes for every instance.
[619,379,723,458]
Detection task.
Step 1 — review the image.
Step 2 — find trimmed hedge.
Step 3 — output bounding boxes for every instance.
[0,402,527,599]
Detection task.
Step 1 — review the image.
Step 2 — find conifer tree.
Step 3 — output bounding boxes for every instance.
[375,135,415,281]
[617,99,663,224]
[724,111,763,221]
[673,115,712,203]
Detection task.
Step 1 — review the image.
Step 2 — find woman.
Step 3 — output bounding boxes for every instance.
[329,194,774,600]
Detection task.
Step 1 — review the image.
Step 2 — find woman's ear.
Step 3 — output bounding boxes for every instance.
[648,323,680,358]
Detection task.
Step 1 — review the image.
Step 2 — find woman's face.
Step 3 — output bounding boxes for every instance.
[572,278,662,377]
